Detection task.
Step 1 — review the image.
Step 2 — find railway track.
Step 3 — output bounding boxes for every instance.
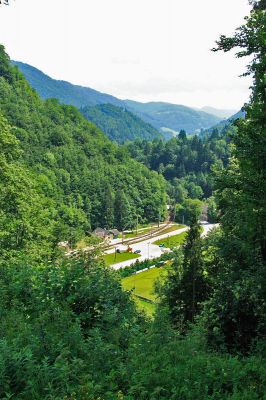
[105,219,173,250]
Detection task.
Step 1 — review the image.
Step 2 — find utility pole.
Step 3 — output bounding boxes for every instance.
[121,221,132,244]
[172,202,176,222]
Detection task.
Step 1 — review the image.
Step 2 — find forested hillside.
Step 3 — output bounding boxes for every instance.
[13,61,223,137]
[12,60,124,108]
[200,109,245,138]
[125,128,231,223]
[125,100,222,134]
[0,46,167,254]
[80,103,162,143]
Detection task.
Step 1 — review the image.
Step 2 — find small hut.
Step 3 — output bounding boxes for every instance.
[93,227,109,239]
[108,229,120,239]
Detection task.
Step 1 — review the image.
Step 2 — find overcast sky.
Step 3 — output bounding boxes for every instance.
[0,0,252,109]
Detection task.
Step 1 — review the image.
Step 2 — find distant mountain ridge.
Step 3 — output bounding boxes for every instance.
[13,60,224,138]
[199,106,238,119]
[12,61,124,108]
[12,61,163,142]
[124,100,222,134]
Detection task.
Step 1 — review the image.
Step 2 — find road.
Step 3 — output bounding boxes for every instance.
[109,222,217,270]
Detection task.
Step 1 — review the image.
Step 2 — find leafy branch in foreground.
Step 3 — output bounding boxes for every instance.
[204,0,266,354]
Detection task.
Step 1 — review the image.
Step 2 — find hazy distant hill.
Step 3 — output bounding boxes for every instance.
[12,61,163,142]
[80,104,162,143]
[13,60,222,137]
[199,106,238,119]
[200,109,245,138]
[124,100,221,134]
[12,61,124,108]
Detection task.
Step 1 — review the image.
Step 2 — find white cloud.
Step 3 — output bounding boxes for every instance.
[0,0,252,109]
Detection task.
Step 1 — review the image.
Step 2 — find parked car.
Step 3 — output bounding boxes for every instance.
[159,244,165,248]
[134,249,141,254]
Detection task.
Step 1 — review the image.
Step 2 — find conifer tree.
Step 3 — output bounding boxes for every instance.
[161,212,207,331]
[204,0,266,353]
[103,184,114,229]
[114,189,132,231]
[182,213,205,323]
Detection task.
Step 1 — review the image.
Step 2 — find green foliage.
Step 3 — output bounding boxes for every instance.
[181,215,206,323]
[202,0,266,354]
[81,103,162,143]
[159,215,208,331]
[118,252,173,278]
[12,60,124,108]
[126,131,230,204]
[114,189,133,230]
[175,198,203,225]
[200,111,244,140]
[0,254,140,399]
[102,184,115,230]
[206,196,220,223]
[1,251,264,399]
[126,315,266,399]
[0,112,55,258]
[0,3,265,396]
[12,62,223,137]
[0,46,167,252]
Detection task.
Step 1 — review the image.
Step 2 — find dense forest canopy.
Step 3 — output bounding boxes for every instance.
[202,0,266,352]
[80,103,162,143]
[0,44,167,253]
[124,127,233,225]
[11,60,125,108]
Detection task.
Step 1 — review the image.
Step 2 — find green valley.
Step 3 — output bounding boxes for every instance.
[12,61,225,139]
[0,46,167,254]
[0,1,265,399]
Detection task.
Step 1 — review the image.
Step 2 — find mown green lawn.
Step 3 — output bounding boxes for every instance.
[103,252,139,265]
[122,267,167,316]
[122,267,166,301]
[154,231,187,249]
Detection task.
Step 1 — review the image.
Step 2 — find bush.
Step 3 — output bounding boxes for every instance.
[0,255,139,399]
[126,315,266,399]
[118,252,173,278]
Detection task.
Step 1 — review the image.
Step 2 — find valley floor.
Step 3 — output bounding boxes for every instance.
[108,222,217,269]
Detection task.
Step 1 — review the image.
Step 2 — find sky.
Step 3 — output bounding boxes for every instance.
[0,0,252,109]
